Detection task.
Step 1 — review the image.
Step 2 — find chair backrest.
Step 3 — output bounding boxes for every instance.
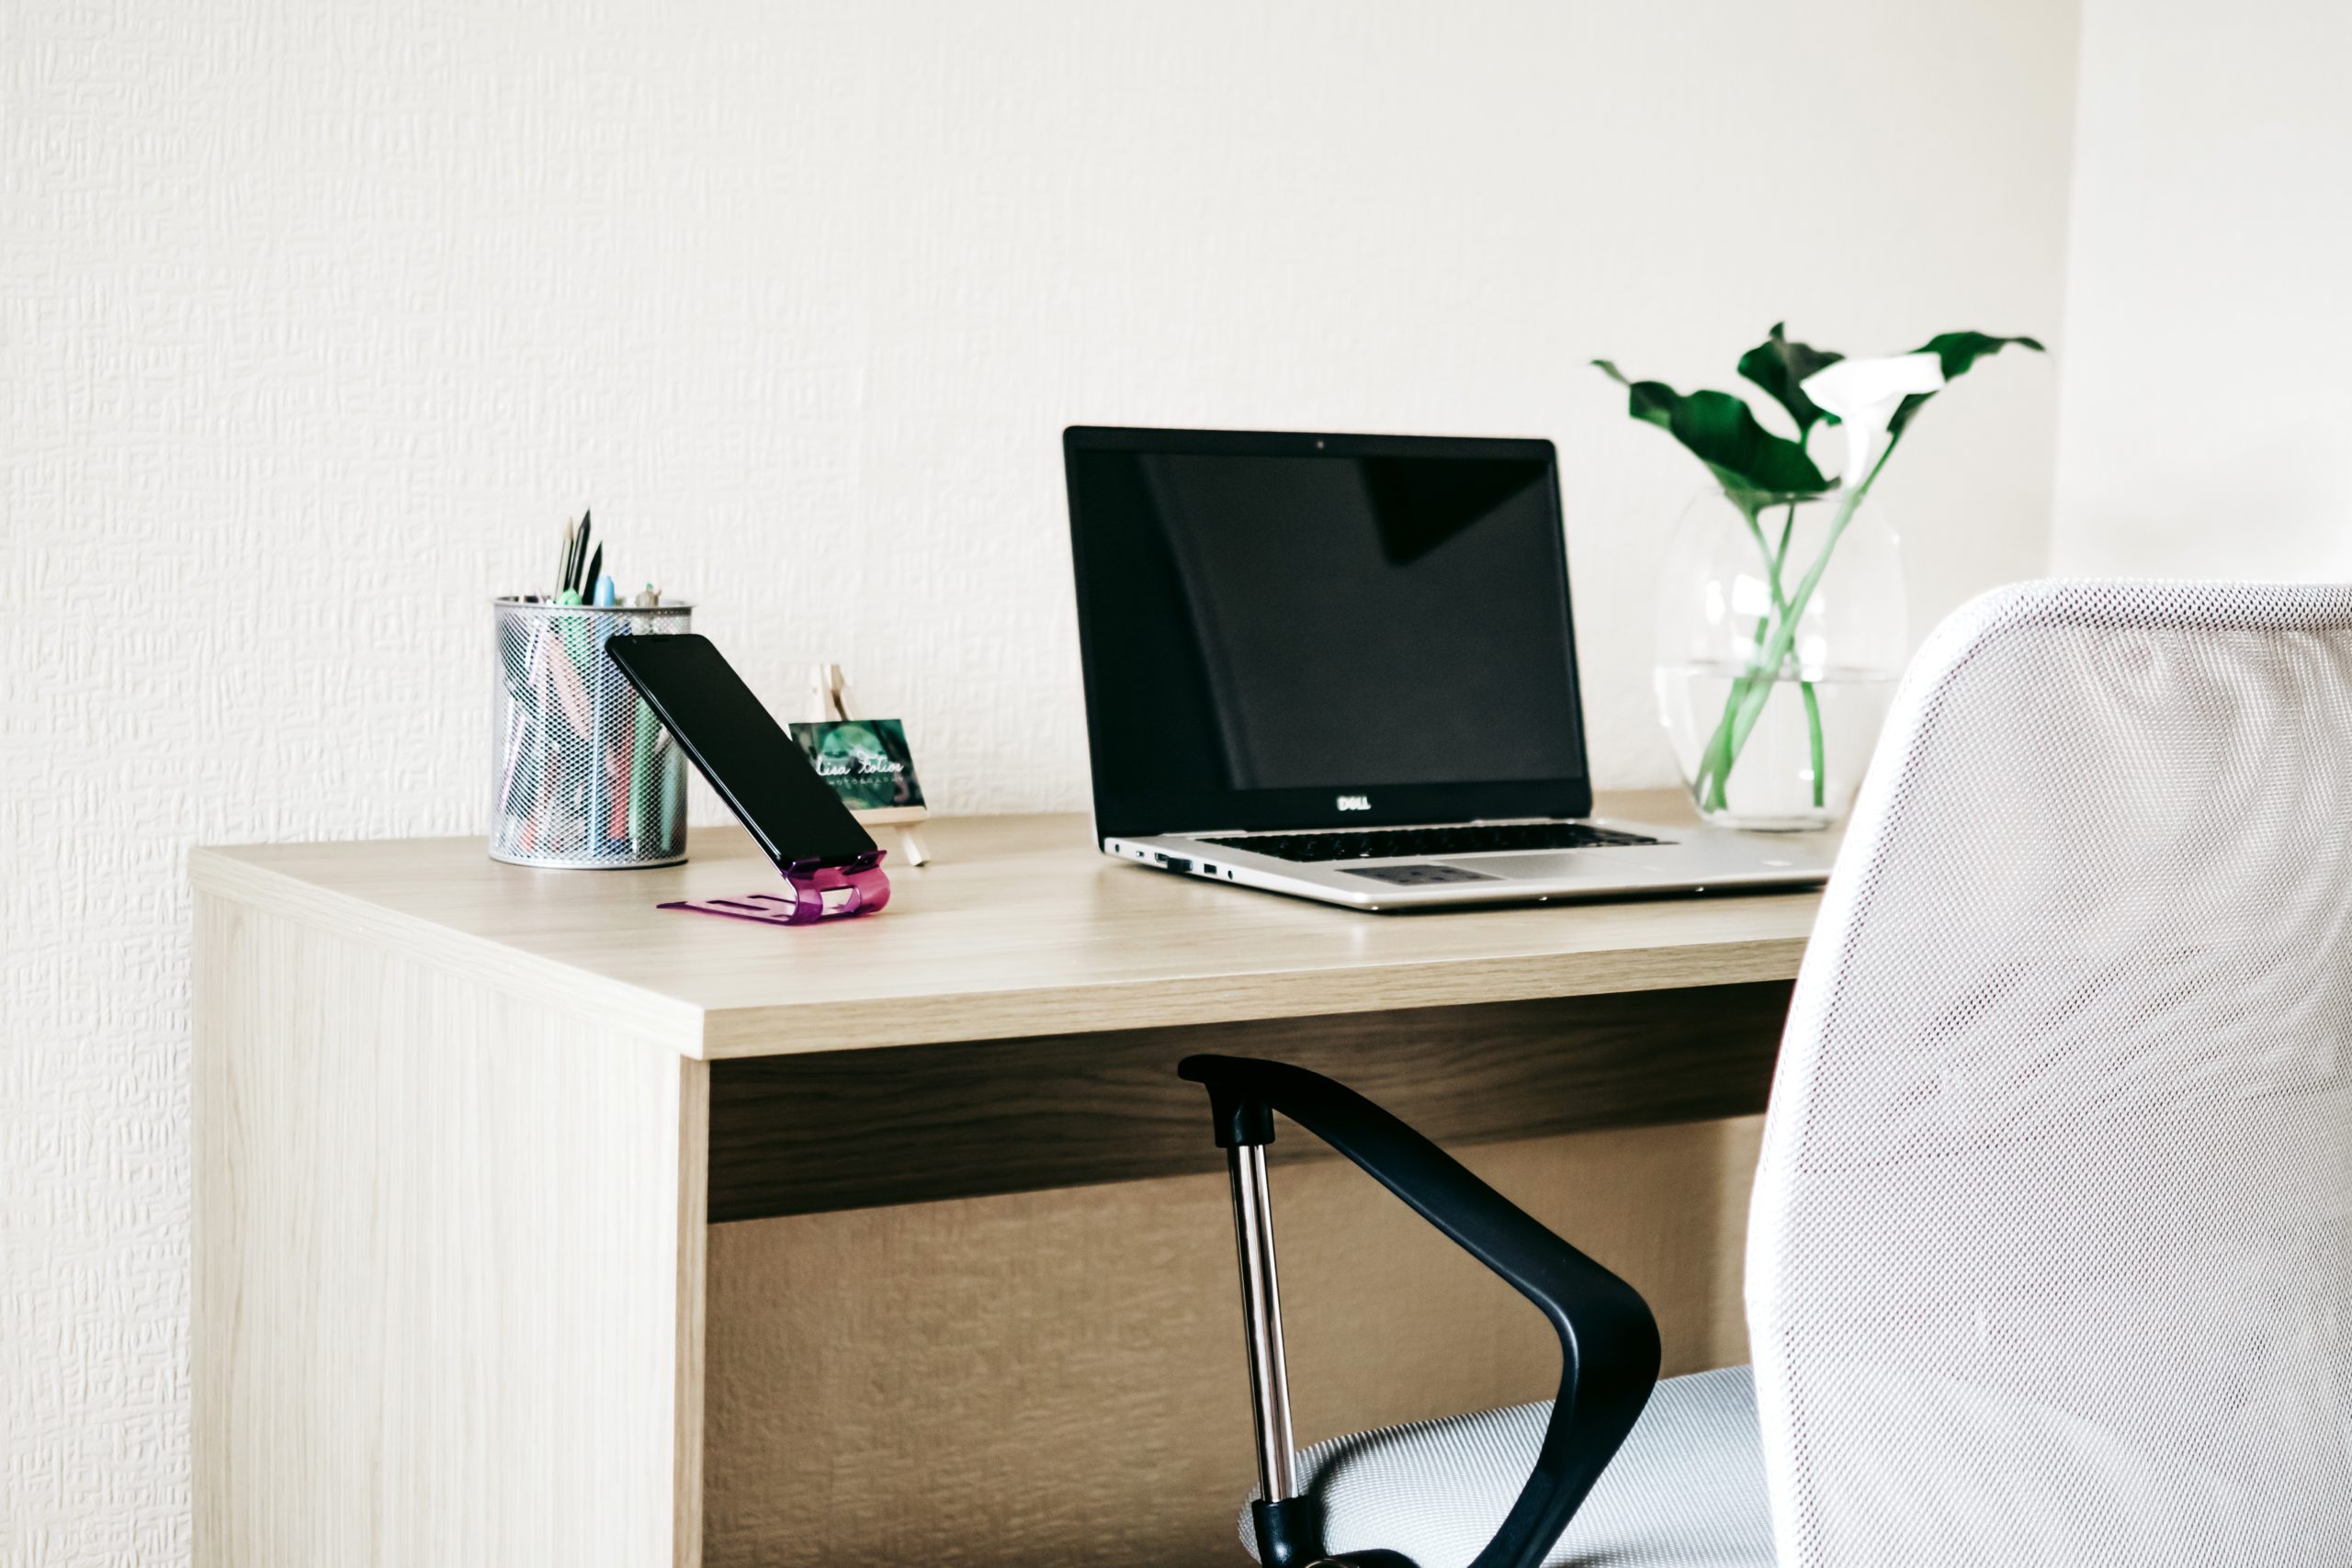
[1746,580,2352,1566]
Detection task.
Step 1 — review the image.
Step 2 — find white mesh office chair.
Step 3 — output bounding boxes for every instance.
[1184,581,2352,1568]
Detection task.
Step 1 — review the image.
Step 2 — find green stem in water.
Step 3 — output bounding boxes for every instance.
[1718,441,1901,777]
[1694,497,1825,812]
[1692,503,1770,808]
[1786,502,1826,809]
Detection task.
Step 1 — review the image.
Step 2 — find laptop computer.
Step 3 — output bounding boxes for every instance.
[1062,425,1836,910]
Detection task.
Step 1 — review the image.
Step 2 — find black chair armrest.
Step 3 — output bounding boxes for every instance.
[1181,1054,1661,1568]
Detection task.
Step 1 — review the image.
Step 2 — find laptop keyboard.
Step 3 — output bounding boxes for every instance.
[1199,821,1663,863]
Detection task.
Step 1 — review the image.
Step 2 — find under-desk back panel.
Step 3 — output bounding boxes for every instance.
[706,981,1792,1219]
[705,1115,1766,1568]
[701,982,1790,1567]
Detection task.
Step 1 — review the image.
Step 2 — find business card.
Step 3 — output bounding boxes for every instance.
[788,718,926,812]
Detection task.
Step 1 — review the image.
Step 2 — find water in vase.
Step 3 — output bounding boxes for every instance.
[1655,661,1899,830]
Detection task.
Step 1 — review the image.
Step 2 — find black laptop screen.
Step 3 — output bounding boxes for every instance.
[1066,429,1592,839]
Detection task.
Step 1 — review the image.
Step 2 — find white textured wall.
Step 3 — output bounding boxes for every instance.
[5,3,2075,1561]
[2053,0,2352,576]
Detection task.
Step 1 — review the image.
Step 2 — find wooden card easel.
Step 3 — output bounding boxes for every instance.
[807,664,930,866]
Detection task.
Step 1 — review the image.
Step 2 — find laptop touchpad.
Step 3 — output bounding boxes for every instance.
[1449,852,1663,881]
[1341,863,1501,886]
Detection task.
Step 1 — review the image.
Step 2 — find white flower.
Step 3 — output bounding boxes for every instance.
[1800,353,1944,489]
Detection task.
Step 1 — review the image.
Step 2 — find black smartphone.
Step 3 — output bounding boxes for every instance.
[605,633,877,870]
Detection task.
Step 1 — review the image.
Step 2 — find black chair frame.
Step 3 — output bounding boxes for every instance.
[1182,1055,1661,1568]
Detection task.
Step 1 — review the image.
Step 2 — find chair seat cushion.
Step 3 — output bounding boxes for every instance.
[1242,1364,1772,1568]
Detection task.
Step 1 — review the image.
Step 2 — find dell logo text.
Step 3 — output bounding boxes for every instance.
[1336,795,1372,811]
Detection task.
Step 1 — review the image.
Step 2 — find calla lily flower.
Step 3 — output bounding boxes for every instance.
[1799,353,1944,488]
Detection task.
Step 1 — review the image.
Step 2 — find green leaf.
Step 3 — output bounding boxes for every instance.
[1886,331,2045,441]
[1591,360,1673,431]
[1736,323,1844,436]
[1594,359,1834,497]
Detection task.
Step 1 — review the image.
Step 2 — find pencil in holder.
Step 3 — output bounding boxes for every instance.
[490,595,693,868]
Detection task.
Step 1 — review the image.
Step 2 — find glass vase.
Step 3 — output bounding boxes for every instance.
[1653,488,1907,830]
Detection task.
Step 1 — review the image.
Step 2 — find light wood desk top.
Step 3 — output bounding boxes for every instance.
[189,789,1828,1061]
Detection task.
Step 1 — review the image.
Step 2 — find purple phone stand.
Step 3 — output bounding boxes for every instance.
[660,849,891,927]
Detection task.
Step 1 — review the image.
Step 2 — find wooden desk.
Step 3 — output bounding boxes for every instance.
[191,793,1824,1568]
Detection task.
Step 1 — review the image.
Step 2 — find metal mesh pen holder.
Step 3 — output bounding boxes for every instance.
[491,596,693,869]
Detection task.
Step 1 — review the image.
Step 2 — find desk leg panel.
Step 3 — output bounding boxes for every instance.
[192,892,708,1568]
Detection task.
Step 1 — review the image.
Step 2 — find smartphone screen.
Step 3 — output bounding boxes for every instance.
[605,634,878,870]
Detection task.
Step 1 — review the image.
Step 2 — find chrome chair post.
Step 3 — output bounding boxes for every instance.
[1226,1141,1299,1504]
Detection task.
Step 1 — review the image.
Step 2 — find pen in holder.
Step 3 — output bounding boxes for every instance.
[490,595,693,868]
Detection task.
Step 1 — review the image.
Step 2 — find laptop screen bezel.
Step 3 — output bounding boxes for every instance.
[1064,425,1596,841]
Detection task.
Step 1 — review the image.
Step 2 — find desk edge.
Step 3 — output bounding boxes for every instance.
[695,932,1813,1058]
[188,846,711,1056]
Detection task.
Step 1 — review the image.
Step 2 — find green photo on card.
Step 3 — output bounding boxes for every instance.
[788,718,926,813]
